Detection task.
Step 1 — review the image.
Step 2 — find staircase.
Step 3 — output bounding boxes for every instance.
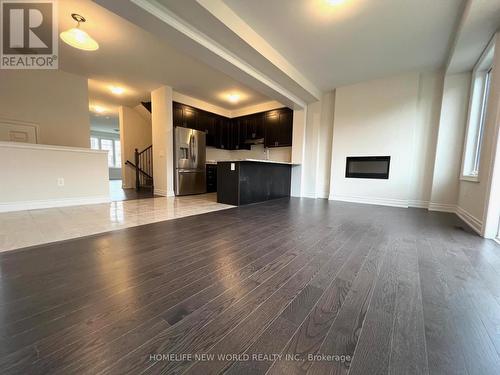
[125,145,154,193]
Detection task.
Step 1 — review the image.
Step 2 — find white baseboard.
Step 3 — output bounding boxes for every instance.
[428,202,457,213]
[0,196,111,213]
[329,194,409,208]
[301,191,318,199]
[310,194,484,236]
[407,200,429,208]
[456,206,482,234]
[154,188,175,197]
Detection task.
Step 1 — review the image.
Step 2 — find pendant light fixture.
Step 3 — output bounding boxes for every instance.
[60,14,99,51]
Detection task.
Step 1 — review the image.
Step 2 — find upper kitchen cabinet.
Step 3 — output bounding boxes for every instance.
[173,102,198,129]
[203,114,217,147]
[264,108,293,148]
[239,113,264,141]
[173,102,293,150]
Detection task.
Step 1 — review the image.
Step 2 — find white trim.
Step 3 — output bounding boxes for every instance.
[460,175,480,182]
[197,0,321,100]
[456,205,482,234]
[0,196,111,213]
[329,195,409,208]
[428,202,457,213]
[0,117,39,143]
[154,188,175,197]
[0,141,107,154]
[130,0,307,108]
[407,200,429,209]
[301,191,318,199]
[460,36,495,178]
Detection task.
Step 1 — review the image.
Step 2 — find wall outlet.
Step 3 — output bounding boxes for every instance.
[230,163,235,171]
[57,177,65,187]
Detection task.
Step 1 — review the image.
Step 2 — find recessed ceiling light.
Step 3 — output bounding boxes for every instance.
[326,0,346,5]
[110,86,125,95]
[93,105,106,113]
[60,14,99,51]
[227,93,240,103]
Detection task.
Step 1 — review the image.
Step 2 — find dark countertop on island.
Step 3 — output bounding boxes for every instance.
[216,160,292,206]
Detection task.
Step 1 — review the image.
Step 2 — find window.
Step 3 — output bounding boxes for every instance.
[472,68,491,174]
[114,140,121,167]
[90,135,121,168]
[462,41,494,180]
[100,139,115,167]
[90,137,99,150]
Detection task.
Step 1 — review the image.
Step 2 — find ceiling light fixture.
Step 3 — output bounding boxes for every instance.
[60,14,99,51]
[110,86,125,95]
[227,93,240,103]
[92,105,106,114]
[326,0,346,5]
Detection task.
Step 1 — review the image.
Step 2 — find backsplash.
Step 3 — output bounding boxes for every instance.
[206,144,291,162]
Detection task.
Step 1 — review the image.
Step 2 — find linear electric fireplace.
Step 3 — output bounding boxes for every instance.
[345,156,390,179]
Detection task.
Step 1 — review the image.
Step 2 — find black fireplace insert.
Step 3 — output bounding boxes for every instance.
[345,156,390,179]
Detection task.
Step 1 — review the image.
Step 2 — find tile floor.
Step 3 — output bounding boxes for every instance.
[0,193,233,253]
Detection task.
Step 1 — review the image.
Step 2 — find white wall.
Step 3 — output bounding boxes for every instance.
[119,106,152,188]
[0,142,109,212]
[409,72,444,206]
[329,73,422,207]
[0,70,90,148]
[230,101,285,117]
[430,73,471,211]
[152,86,175,197]
[173,91,231,117]
[299,92,335,198]
[291,108,307,197]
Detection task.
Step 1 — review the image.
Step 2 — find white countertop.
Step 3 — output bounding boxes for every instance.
[206,159,299,165]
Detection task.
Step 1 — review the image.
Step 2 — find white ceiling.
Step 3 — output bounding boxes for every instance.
[90,113,119,134]
[223,0,466,89]
[58,0,271,111]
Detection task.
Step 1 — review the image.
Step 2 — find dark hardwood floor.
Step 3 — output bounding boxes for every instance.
[1,198,500,374]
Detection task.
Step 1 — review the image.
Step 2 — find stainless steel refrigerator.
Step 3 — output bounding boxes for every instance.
[174,127,206,195]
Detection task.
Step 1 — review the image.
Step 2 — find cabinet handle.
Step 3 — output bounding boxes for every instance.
[275,141,278,146]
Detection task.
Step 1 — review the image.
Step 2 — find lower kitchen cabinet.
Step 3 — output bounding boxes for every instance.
[206,164,217,192]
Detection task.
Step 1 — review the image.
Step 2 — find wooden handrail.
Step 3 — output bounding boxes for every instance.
[124,160,153,179]
[124,144,153,192]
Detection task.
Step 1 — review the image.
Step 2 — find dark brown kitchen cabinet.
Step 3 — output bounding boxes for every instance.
[265,108,293,148]
[205,115,217,147]
[173,103,183,126]
[248,113,264,140]
[206,164,217,192]
[215,117,231,149]
[173,102,198,129]
[173,102,292,150]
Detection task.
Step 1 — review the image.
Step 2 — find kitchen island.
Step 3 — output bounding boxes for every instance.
[217,159,293,206]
